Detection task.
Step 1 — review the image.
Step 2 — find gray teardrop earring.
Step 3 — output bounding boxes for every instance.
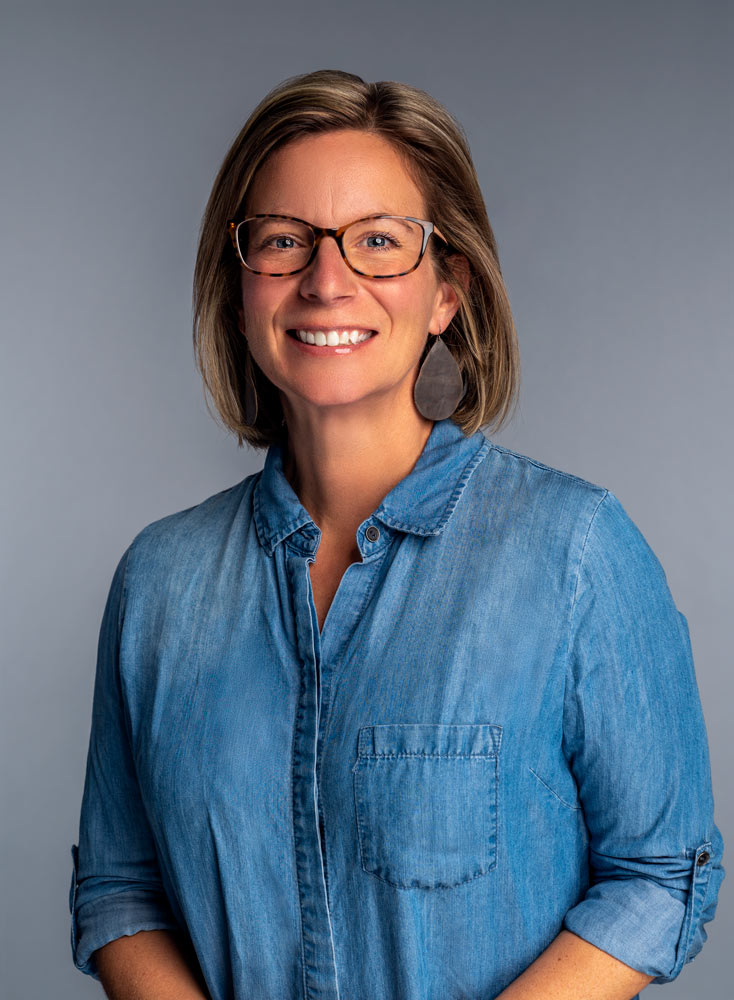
[413,333,465,420]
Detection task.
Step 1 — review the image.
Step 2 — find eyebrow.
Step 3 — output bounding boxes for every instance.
[254,209,404,221]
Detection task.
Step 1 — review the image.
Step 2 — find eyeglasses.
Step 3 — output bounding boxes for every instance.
[227,213,449,278]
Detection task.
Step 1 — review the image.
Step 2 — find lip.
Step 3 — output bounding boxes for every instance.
[287,326,377,335]
[285,328,378,356]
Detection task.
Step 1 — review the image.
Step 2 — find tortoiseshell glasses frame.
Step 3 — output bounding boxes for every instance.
[226,213,450,278]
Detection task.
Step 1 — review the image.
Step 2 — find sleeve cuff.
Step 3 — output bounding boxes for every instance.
[69,844,180,980]
[562,842,716,984]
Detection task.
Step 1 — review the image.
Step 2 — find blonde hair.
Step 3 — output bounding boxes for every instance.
[193,69,520,448]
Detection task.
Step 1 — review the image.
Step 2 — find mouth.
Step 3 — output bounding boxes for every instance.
[286,328,377,347]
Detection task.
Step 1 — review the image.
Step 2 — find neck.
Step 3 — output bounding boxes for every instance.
[281,394,434,545]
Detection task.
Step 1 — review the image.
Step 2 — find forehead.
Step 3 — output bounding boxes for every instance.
[244,130,428,224]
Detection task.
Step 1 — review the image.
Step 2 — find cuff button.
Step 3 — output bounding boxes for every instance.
[697,851,710,866]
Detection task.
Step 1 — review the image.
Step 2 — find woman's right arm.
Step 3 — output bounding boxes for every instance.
[70,546,208,995]
[95,929,210,999]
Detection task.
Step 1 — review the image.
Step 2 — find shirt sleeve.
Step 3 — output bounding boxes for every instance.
[560,490,725,984]
[69,544,180,981]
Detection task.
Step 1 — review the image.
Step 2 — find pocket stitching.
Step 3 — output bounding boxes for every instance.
[353,748,499,889]
[362,751,497,759]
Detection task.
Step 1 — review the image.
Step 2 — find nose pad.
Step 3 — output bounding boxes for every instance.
[299,236,357,297]
[311,235,347,269]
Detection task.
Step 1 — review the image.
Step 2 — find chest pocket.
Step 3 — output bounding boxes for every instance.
[352,722,502,890]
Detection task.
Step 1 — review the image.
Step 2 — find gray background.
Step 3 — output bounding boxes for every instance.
[1,1,731,997]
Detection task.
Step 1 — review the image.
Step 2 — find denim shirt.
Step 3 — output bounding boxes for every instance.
[69,417,724,1000]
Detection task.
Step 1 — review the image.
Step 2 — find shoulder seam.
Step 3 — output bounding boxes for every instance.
[488,442,608,493]
[567,489,611,644]
[128,476,256,543]
[562,489,610,738]
[117,544,134,637]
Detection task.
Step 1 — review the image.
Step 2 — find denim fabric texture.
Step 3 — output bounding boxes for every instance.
[69,417,725,1000]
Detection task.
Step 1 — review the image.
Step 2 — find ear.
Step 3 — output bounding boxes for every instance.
[432,253,471,334]
[446,253,471,295]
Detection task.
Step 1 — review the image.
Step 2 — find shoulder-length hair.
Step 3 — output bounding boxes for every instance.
[193,69,520,449]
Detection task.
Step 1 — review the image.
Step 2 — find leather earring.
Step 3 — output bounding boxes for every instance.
[413,332,465,420]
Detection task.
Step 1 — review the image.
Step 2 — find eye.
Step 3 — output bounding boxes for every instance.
[260,234,303,250]
[362,231,403,250]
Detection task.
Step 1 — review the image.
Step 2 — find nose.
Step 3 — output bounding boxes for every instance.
[298,234,358,302]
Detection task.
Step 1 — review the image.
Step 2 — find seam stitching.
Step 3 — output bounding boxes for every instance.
[358,752,497,759]
[528,766,583,811]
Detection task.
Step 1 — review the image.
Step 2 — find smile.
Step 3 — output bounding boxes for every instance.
[287,328,376,346]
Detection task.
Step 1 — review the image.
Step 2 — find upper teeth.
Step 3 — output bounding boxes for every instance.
[295,329,374,346]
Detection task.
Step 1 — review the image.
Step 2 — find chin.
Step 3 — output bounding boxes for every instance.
[295,395,374,412]
[285,379,380,409]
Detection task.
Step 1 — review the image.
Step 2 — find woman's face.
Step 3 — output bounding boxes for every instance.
[238,129,461,421]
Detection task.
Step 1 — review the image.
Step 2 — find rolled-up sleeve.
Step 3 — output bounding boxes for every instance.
[560,490,725,984]
[69,545,180,980]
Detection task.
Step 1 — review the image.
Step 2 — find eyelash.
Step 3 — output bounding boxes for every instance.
[363,232,403,249]
[259,232,404,251]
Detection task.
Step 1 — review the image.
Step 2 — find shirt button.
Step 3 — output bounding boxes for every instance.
[697,851,710,866]
[365,525,380,542]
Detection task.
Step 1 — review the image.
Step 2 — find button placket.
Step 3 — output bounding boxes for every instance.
[287,542,341,1000]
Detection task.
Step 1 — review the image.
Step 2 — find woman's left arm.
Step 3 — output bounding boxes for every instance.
[495,929,653,998]
[502,490,725,997]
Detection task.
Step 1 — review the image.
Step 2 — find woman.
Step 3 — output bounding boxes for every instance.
[69,70,724,1000]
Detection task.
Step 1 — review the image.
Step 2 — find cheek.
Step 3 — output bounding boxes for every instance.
[384,276,438,331]
[237,284,274,369]
[239,268,290,321]
[239,277,269,329]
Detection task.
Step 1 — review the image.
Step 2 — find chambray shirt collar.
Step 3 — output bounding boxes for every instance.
[253,417,491,556]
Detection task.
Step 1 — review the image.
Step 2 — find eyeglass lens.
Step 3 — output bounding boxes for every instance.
[237,217,425,275]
